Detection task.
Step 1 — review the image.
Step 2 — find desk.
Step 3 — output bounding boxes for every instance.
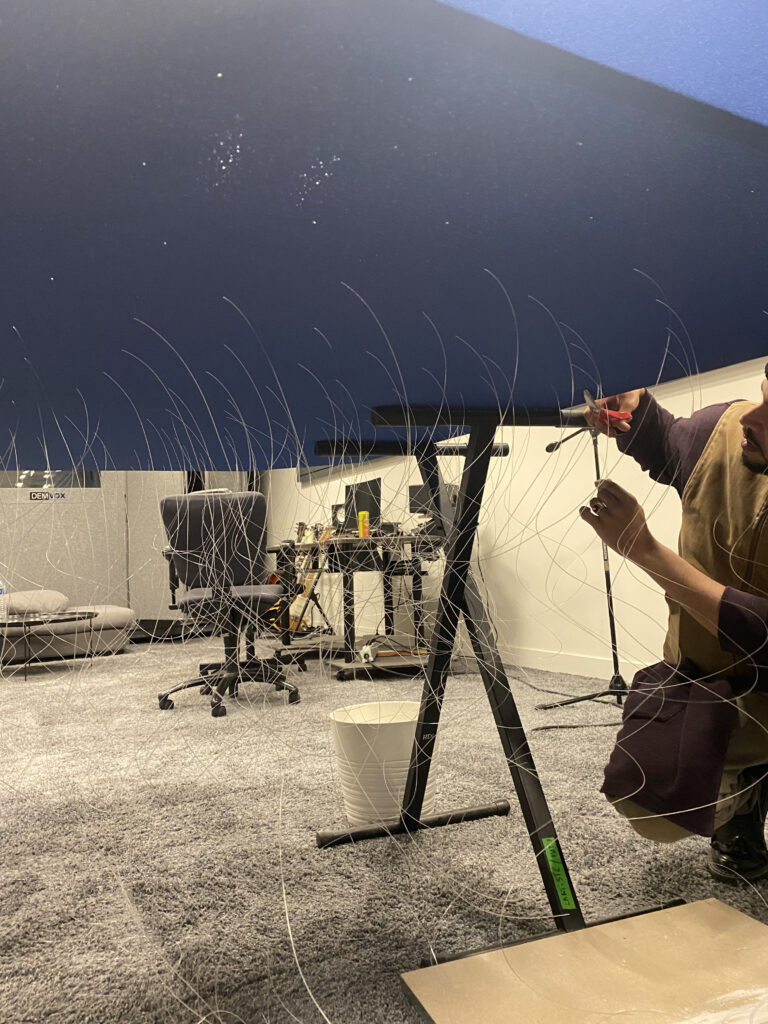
[293,532,442,666]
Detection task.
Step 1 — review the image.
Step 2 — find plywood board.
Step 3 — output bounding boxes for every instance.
[402,899,768,1023]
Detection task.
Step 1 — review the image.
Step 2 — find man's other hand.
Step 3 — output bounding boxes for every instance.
[585,389,645,437]
[579,479,655,559]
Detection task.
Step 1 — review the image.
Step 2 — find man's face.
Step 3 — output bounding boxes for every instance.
[739,377,768,472]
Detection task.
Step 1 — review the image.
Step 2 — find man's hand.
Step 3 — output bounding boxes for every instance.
[579,479,655,559]
[580,479,727,640]
[585,389,645,437]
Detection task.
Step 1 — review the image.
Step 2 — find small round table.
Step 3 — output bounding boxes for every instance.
[0,610,97,678]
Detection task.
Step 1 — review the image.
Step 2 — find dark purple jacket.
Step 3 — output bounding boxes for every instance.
[601,390,766,836]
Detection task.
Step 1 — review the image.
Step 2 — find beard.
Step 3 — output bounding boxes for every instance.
[741,434,768,473]
[742,452,768,472]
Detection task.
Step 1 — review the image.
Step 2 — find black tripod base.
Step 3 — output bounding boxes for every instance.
[536,673,628,711]
[316,800,511,849]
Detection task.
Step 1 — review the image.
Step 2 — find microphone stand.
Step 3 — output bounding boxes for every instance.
[536,425,628,709]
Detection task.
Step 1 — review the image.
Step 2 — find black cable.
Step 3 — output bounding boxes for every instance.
[509,674,619,706]
[530,721,621,733]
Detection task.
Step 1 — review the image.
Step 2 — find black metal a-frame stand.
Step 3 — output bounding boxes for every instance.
[315,406,593,937]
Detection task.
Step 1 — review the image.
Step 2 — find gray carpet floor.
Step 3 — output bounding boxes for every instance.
[1,640,767,1023]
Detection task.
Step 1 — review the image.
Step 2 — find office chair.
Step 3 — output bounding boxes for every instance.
[157,490,300,716]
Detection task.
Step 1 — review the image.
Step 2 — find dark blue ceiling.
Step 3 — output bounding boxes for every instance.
[2,0,767,469]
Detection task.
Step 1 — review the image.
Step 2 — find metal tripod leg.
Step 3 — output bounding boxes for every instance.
[462,573,584,929]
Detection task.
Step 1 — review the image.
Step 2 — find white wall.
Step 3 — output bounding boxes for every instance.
[264,356,768,677]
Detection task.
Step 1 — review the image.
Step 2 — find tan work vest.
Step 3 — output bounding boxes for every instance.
[663,401,768,679]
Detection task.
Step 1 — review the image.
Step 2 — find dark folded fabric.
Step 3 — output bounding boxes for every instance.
[718,586,768,689]
[601,659,738,836]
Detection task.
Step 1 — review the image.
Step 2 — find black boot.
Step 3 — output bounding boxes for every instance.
[707,764,768,883]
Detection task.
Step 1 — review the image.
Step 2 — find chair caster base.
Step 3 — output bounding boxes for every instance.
[211,703,227,718]
[158,696,174,710]
[288,690,301,704]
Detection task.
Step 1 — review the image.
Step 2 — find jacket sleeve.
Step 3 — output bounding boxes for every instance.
[616,391,732,497]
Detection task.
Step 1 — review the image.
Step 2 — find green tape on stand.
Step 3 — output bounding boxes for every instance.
[541,837,576,911]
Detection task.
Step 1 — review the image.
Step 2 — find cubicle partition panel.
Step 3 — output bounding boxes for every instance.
[0,471,129,609]
[206,471,255,493]
[0,469,254,642]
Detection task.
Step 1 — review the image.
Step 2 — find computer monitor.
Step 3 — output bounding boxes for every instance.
[344,478,381,532]
[409,482,458,520]
[409,483,434,515]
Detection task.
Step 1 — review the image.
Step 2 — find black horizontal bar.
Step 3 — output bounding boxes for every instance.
[428,443,509,457]
[313,439,510,459]
[315,800,511,849]
[370,405,586,429]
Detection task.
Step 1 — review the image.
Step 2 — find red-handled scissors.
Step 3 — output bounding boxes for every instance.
[584,389,632,425]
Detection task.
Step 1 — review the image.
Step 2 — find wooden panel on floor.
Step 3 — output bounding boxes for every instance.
[402,899,768,1024]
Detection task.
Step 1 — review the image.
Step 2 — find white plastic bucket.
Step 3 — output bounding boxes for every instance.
[329,700,438,826]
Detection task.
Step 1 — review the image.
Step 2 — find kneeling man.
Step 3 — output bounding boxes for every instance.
[581,369,768,882]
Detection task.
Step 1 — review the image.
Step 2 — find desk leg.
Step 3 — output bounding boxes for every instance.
[382,562,395,636]
[412,562,424,649]
[342,569,355,662]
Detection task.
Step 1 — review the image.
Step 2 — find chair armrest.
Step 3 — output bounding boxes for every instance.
[163,546,180,610]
